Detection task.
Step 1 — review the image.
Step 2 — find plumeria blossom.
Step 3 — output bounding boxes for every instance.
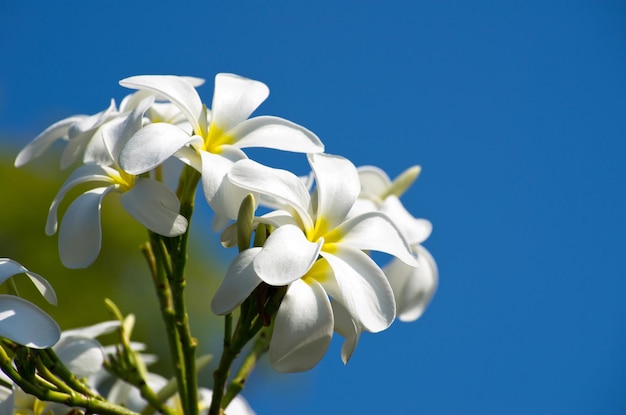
[0,259,60,348]
[212,153,417,372]
[14,77,205,171]
[45,98,188,268]
[118,73,324,229]
[355,165,438,322]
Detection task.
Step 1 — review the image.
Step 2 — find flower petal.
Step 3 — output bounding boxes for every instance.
[210,73,269,132]
[357,165,391,201]
[211,248,263,315]
[46,164,117,235]
[200,149,251,227]
[380,195,432,244]
[228,159,313,231]
[14,115,84,167]
[102,96,155,162]
[58,186,116,269]
[60,320,120,339]
[119,123,197,175]
[309,153,360,234]
[320,245,395,333]
[120,75,206,136]
[269,279,333,372]
[228,116,323,153]
[0,259,57,305]
[328,211,417,266]
[54,336,105,378]
[0,295,60,348]
[119,178,188,236]
[385,244,438,322]
[331,300,360,364]
[0,384,14,415]
[254,225,322,286]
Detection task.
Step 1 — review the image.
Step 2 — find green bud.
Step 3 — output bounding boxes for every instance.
[237,194,256,252]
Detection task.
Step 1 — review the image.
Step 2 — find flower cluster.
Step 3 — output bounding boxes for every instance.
[4,73,437,414]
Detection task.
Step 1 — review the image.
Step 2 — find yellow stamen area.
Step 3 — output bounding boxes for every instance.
[110,169,136,191]
[309,216,331,242]
[204,124,235,153]
[303,258,332,284]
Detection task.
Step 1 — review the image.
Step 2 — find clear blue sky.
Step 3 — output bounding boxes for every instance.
[2,1,626,414]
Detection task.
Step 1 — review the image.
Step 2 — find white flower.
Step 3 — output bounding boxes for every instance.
[117,73,324,229]
[0,259,60,348]
[14,77,205,170]
[45,98,188,268]
[14,100,119,170]
[212,153,417,372]
[355,166,438,322]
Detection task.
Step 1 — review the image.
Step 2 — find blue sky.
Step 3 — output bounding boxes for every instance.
[2,1,626,414]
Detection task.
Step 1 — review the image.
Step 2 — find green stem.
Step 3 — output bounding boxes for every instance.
[169,165,201,415]
[143,237,188,413]
[0,347,138,415]
[222,327,271,407]
[40,349,100,398]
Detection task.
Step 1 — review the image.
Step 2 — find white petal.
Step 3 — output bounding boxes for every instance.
[119,123,197,175]
[385,245,438,322]
[253,225,322,286]
[82,123,115,166]
[331,300,360,364]
[228,159,313,231]
[0,295,60,348]
[60,320,120,339]
[119,178,188,236]
[0,259,57,305]
[102,96,155,161]
[63,100,119,168]
[197,389,256,415]
[320,246,395,333]
[0,385,14,415]
[357,165,391,201]
[257,210,300,228]
[200,149,251,226]
[58,186,116,269]
[14,115,84,167]
[329,211,417,266]
[380,195,432,244]
[173,145,203,171]
[120,75,206,137]
[309,153,360,234]
[210,73,269,132]
[54,336,105,378]
[108,373,168,411]
[269,279,333,373]
[68,99,117,139]
[211,248,263,315]
[228,116,323,153]
[46,164,117,235]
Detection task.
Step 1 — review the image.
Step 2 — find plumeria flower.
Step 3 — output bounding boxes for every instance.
[45,98,188,268]
[117,73,324,229]
[14,99,119,170]
[212,153,417,372]
[0,258,60,348]
[355,165,438,322]
[14,77,204,171]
